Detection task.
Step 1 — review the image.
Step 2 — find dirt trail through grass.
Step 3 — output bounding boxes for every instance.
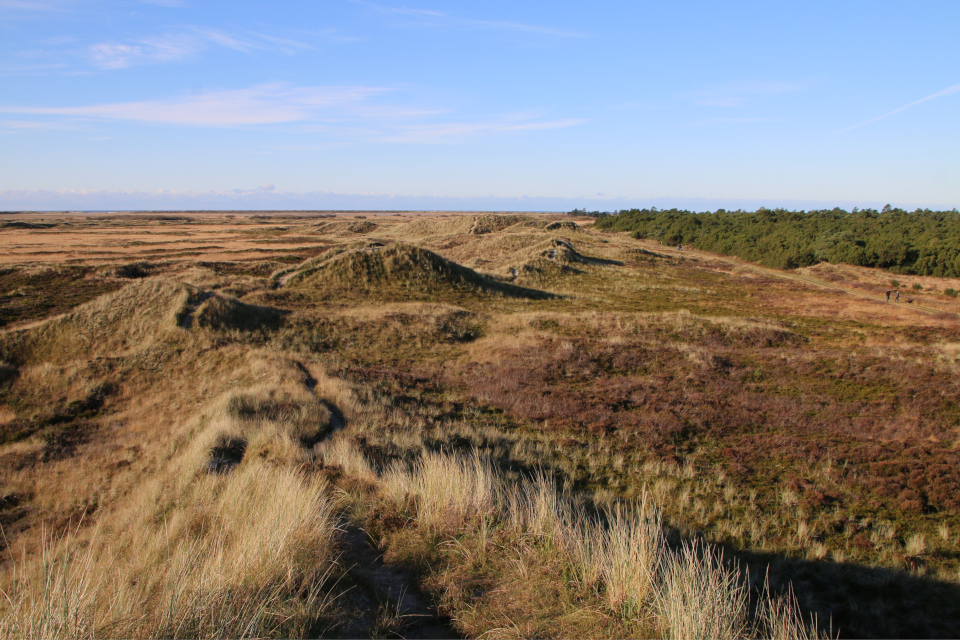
[650,242,957,317]
[298,363,449,637]
[338,525,460,638]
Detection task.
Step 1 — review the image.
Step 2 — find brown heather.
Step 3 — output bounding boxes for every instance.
[0,211,958,637]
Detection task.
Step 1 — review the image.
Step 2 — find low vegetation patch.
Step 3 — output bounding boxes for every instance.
[2,212,960,638]
[0,267,121,329]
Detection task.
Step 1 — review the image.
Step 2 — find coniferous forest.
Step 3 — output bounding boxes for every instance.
[591,206,960,276]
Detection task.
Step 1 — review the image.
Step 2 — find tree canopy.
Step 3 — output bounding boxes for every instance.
[591,206,960,276]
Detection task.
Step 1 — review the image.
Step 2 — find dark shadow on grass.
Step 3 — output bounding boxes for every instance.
[729,546,960,638]
[351,405,960,637]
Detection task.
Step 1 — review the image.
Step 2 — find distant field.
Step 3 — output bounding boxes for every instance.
[1,211,959,638]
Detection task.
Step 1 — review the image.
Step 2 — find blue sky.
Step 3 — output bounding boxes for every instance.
[1,0,958,211]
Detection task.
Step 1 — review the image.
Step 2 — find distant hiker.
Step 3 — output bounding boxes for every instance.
[677,243,683,251]
[886,290,891,302]
[896,290,900,302]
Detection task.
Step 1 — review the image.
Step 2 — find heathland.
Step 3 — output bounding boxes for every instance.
[1,210,959,638]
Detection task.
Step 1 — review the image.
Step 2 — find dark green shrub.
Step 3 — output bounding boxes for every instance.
[594,208,960,277]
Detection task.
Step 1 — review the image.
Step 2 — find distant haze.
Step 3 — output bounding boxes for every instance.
[1,188,954,214]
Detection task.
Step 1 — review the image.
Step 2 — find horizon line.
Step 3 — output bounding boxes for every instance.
[5,204,960,215]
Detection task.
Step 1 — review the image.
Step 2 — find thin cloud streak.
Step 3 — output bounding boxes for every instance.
[351,0,585,38]
[354,1,443,18]
[0,83,390,125]
[90,35,198,69]
[0,62,67,74]
[686,80,803,108]
[836,83,960,133]
[690,116,789,126]
[0,0,91,13]
[88,28,314,69]
[0,83,583,143]
[236,30,317,52]
[0,0,57,10]
[0,119,83,131]
[382,117,586,143]
[446,16,584,38]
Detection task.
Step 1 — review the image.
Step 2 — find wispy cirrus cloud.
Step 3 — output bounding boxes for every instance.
[382,114,585,143]
[691,116,790,126]
[835,83,960,133]
[686,80,803,108]
[0,0,93,13]
[90,34,199,69]
[351,0,586,38]
[88,27,313,69]
[0,0,58,10]
[0,83,389,125]
[0,62,66,74]
[0,118,83,131]
[0,82,585,143]
[195,28,312,53]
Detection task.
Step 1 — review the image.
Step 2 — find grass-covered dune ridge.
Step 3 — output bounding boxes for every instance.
[0,278,193,365]
[2,211,960,638]
[284,242,555,300]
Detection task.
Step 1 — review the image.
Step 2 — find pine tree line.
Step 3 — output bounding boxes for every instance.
[591,206,960,276]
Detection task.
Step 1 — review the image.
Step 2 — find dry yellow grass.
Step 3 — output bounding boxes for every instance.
[5,211,958,638]
[1,305,361,637]
[9,343,823,639]
[0,383,342,639]
[371,447,823,639]
[1,463,339,639]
